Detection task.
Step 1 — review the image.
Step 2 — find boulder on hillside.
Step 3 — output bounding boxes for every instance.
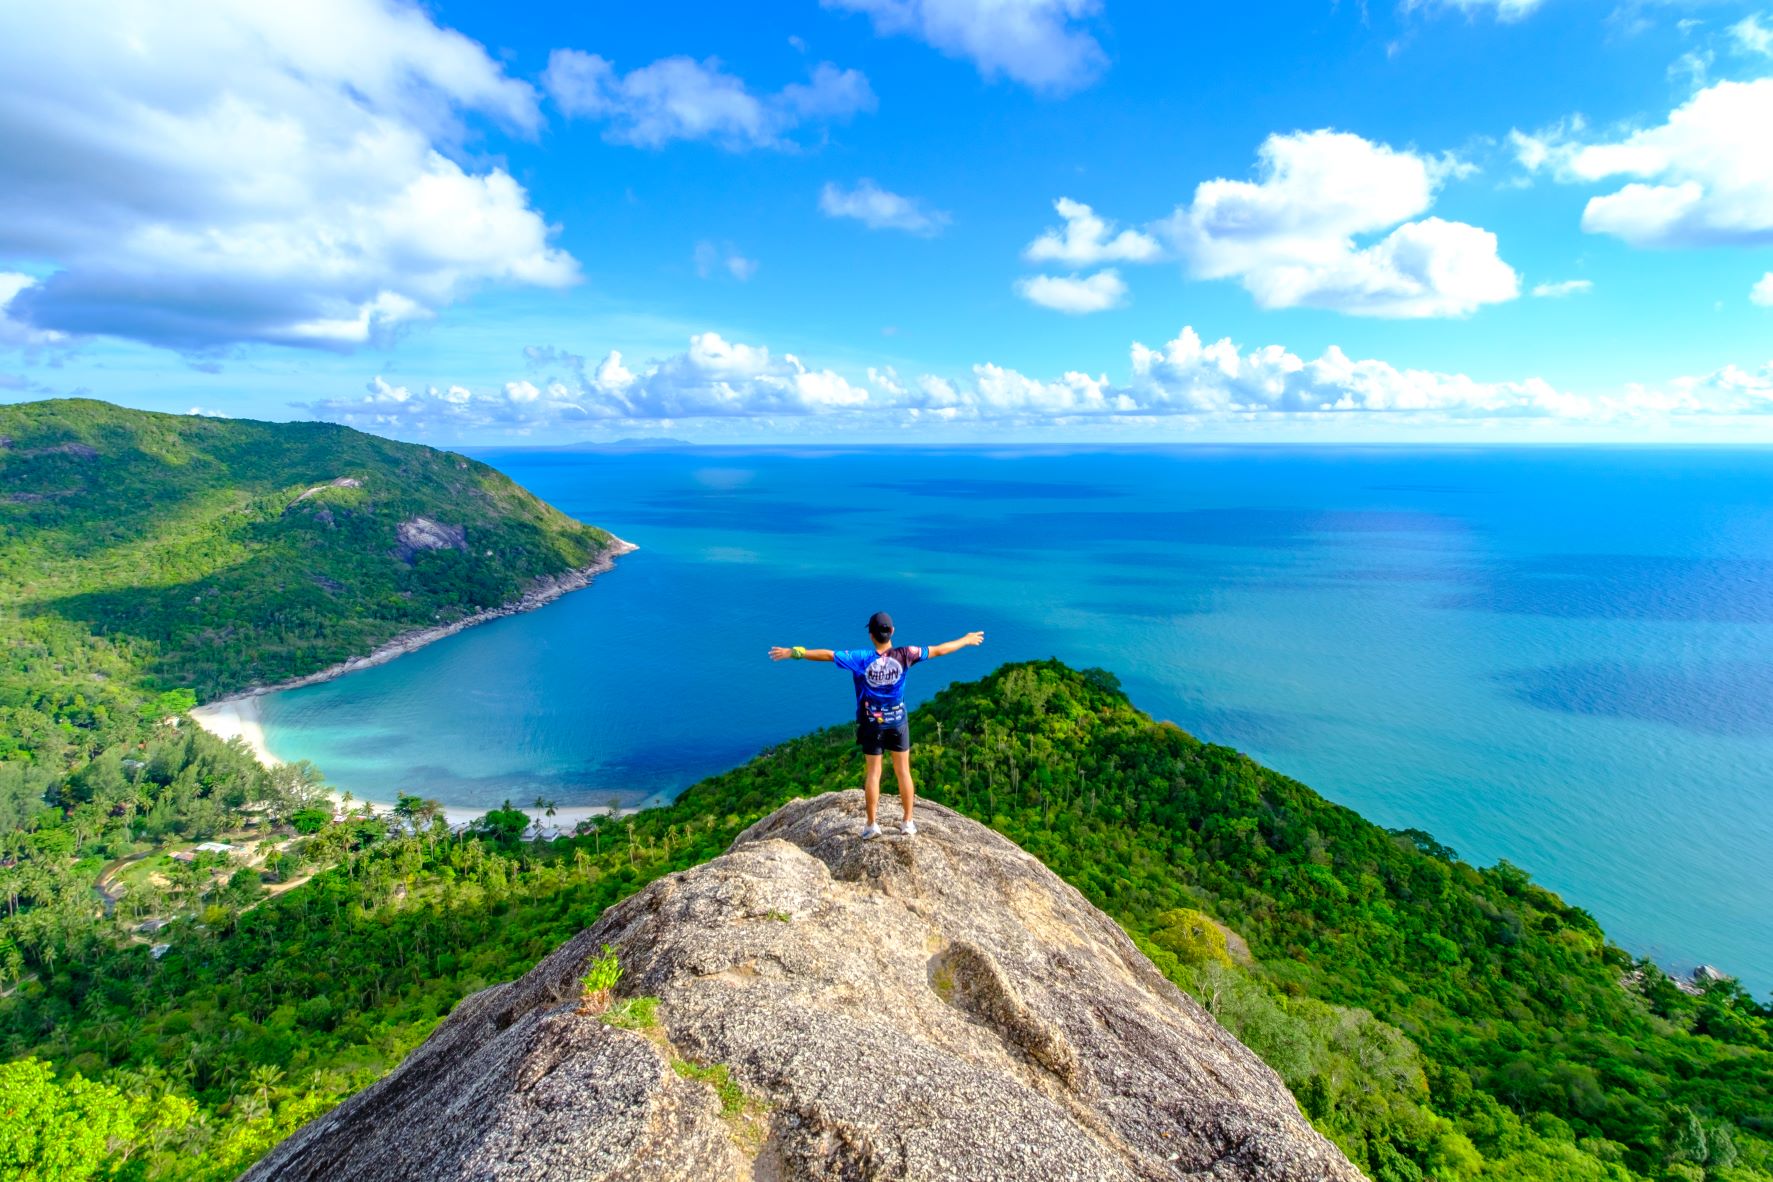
[392,515,467,563]
[242,792,1364,1182]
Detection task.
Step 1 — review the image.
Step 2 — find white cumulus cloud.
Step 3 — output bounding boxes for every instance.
[822,0,1106,93]
[1753,273,1773,306]
[543,51,874,150]
[1518,80,1773,247]
[302,323,1773,436]
[1158,130,1517,317]
[1014,270,1129,314]
[1121,327,1571,416]
[819,180,950,235]
[307,333,872,432]
[0,0,576,352]
[1022,199,1163,266]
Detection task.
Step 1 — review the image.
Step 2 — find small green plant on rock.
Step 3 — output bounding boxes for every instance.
[669,1056,771,1154]
[672,1059,746,1118]
[601,996,659,1030]
[578,944,622,1014]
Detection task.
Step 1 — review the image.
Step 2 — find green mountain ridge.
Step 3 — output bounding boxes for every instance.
[1,398,614,705]
[0,403,1766,1181]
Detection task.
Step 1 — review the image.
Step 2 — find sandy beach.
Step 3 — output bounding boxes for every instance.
[189,542,642,828]
[189,694,281,767]
[191,681,643,828]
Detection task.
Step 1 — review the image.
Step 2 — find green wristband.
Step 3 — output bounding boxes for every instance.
[791,646,806,659]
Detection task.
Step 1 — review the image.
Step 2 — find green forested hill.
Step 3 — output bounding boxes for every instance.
[1,398,612,706]
[0,397,614,827]
[4,663,1767,1182]
[0,399,618,1034]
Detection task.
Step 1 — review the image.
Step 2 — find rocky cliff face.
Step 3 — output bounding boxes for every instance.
[243,793,1364,1182]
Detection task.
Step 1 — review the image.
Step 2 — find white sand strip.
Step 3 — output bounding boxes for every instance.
[189,696,281,766]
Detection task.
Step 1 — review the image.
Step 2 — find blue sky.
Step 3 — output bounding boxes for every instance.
[3,0,1773,442]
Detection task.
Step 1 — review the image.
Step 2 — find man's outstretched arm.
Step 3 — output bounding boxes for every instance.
[925,631,985,659]
[769,646,836,662]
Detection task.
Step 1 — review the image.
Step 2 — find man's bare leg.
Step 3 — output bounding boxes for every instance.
[863,754,883,825]
[891,749,915,824]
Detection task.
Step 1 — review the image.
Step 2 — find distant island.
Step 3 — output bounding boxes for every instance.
[0,400,1767,1182]
[601,436,697,449]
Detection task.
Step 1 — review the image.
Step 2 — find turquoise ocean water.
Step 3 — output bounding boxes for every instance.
[257,448,1773,993]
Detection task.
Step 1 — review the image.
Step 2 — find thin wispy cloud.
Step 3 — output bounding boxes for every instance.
[819,180,951,235]
[543,52,874,150]
[1401,0,1547,22]
[1731,13,1773,55]
[1532,279,1593,298]
[822,0,1107,93]
[694,241,759,281]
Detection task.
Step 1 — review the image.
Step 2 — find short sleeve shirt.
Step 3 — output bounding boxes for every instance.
[832,645,923,727]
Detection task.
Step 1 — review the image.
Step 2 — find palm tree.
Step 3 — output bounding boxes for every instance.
[248,1064,285,1108]
[91,1011,123,1057]
[0,941,23,992]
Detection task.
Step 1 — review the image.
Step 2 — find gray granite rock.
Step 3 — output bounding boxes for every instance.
[243,791,1366,1181]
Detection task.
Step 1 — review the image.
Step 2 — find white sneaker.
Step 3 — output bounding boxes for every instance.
[901,819,918,836]
[859,822,882,839]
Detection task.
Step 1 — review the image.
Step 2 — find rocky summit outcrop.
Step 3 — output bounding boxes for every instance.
[242,793,1365,1182]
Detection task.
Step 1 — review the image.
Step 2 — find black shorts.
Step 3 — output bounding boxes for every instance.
[856,720,910,755]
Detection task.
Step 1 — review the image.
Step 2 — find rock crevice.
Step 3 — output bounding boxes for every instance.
[243,792,1365,1182]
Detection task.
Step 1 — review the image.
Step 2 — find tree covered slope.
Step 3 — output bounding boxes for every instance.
[5,663,1767,1182]
[1,398,613,705]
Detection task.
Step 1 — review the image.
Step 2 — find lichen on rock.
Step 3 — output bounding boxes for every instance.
[242,792,1365,1182]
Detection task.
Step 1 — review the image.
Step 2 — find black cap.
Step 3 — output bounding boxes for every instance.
[867,611,894,637]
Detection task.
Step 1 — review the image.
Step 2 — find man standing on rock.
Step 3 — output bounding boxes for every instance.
[769,612,984,838]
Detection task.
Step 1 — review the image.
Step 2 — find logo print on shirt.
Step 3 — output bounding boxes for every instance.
[865,657,904,688]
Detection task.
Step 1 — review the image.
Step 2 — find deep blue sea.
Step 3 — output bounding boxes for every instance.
[258,448,1773,993]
